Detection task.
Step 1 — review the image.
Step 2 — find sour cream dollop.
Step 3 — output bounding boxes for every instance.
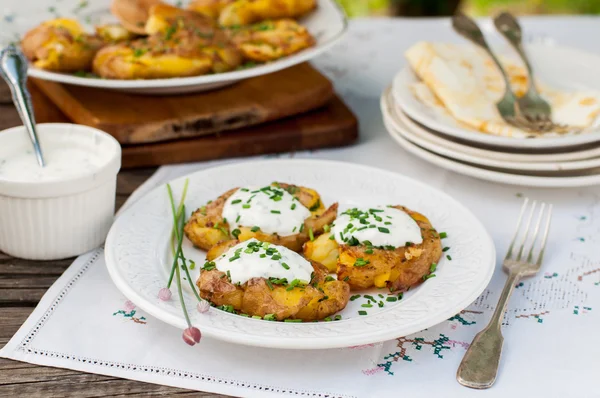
[331,207,423,248]
[210,239,313,285]
[222,185,311,237]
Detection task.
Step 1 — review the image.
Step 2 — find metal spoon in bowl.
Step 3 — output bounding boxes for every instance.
[0,45,46,167]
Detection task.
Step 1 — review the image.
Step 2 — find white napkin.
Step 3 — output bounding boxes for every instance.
[2,152,600,398]
[3,17,600,398]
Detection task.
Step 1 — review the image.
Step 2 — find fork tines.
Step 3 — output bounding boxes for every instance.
[505,198,553,266]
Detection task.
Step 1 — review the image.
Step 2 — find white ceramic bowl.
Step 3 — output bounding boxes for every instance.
[0,123,121,260]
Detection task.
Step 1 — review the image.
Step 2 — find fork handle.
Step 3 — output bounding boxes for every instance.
[452,13,515,95]
[456,270,521,389]
[493,12,538,93]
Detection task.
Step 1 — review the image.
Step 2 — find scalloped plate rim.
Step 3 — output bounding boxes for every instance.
[105,159,496,349]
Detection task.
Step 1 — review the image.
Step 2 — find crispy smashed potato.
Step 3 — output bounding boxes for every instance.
[188,0,236,20]
[184,183,337,252]
[21,19,103,72]
[303,206,443,292]
[198,242,349,321]
[93,6,242,79]
[227,19,315,62]
[218,0,316,27]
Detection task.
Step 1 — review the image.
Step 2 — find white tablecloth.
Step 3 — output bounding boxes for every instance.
[2,17,600,398]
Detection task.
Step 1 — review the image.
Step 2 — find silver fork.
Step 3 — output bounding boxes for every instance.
[452,13,518,121]
[456,198,553,389]
[493,12,573,134]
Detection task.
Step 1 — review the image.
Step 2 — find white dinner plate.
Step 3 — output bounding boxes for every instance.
[382,94,600,187]
[392,43,600,149]
[2,0,347,94]
[105,159,496,349]
[384,89,600,172]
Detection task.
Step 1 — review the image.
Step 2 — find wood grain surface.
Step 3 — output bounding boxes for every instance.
[32,63,334,144]
[0,86,228,397]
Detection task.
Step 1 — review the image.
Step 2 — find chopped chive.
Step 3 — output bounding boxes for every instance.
[386,297,397,302]
[270,210,281,214]
[378,301,384,308]
[284,319,303,322]
[343,276,350,282]
[442,246,450,252]
[242,204,251,209]
[323,224,330,232]
[397,293,404,300]
[229,255,240,262]
[447,255,452,261]
[235,215,241,223]
[231,199,242,204]
[281,262,290,270]
[365,248,374,254]
[300,224,304,233]
[308,228,314,241]
[363,295,376,301]
[423,273,436,280]
[358,310,367,316]
[439,232,448,239]
[334,315,342,321]
[231,228,241,239]
[325,275,336,282]
[378,227,390,233]
[266,279,274,290]
[240,188,249,192]
[430,263,437,272]
[354,258,370,267]
[350,294,361,301]
[260,253,266,258]
[292,226,297,232]
[361,303,373,308]
[252,315,262,319]
[318,295,329,303]
[251,226,260,232]
[291,203,297,210]
[272,254,281,261]
[264,314,276,321]
[329,234,335,240]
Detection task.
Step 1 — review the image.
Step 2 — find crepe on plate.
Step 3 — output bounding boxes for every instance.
[405,41,600,138]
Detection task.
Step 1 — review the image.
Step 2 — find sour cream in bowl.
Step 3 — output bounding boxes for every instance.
[0,123,121,260]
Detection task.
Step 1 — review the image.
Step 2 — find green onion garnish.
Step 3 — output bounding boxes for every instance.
[378,227,390,233]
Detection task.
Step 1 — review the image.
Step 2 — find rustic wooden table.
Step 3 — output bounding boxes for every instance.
[0,87,223,397]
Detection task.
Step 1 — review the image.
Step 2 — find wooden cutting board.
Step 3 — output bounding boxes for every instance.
[31,63,334,144]
[30,82,359,169]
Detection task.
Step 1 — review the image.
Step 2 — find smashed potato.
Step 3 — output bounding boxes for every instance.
[93,6,242,79]
[303,206,443,292]
[227,19,315,62]
[21,19,103,72]
[218,0,316,27]
[184,183,338,252]
[198,240,349,321]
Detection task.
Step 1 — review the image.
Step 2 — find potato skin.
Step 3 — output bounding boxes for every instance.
[197,258,350,321]
[21,19,103,72]
[184,183,337,253]
[218,0,316,27]
[304,205,443,292]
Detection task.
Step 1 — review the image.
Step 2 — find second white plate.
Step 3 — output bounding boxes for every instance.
[382,93,600,188]
[385,89,600,172]
[392,43,600,149]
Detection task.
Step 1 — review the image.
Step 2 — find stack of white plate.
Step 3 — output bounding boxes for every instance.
[381,43,600,188]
